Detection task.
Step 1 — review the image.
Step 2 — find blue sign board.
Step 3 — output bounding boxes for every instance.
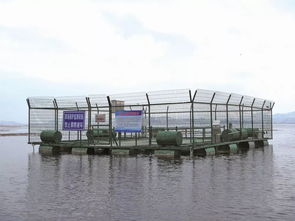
[114,110,143,132]
[63,111,85,131]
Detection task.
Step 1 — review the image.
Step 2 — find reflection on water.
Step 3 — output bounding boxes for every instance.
[1,124,295,220]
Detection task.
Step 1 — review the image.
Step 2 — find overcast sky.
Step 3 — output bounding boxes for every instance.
[1,0,295,123]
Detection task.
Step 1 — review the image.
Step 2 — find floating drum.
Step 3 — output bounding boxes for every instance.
[40,130,62,144]
[39,144,59,154]
[221,128,248,142]
[239,128,249,140]
[221,129,240,142]
[156,131,183,146]
[229,144,238,153]
[246,128,259,138]
[154,150,180,158]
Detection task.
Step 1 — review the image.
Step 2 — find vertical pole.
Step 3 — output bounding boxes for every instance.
[190,90,197,148]
[190,90,197,156]
[144,108,147,136]
[239,96,244,139]
[26,99,31,144]
[202,128,205,143]
[189,104,193,143]
[96,104,99,130]
[107,96,113,147]
[271,102,275,140]
[75,102,79,140]
[140,106,144,138]
[242,104,244,128]
[210,93,216,144]
[226,94,232,130]
[262,100,266,139]
[119,132,121,147]
[53,99,56,131]
[251,98,255,140]
[86,98,91,145]
[86,97,91,130]
[189,90,193,145]
[166,106,169,130]
[53,99,59,131]
[146,93,151,146]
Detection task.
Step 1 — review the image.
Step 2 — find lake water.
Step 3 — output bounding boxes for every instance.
[0,125,27,134]
[0,124,295,221]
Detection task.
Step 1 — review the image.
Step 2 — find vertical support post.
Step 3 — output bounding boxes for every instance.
[95,104,99,131]
[202,128,205,143]
[75,102,79,110]
[210,93,216,144]
[166,106,169,130]
[107,96,113,147]
[75,102,80,140]
[146,93,151,146]
[251,98,255,140]
[226,94,232,129]
[189,104,193,143]
[271,102,275,140]
[53,99,58,131]
[190,90,197,150]
[241,104,244,128]
[189,90,193,146]
[26,99,31,144]
[262,100,266,139]
[239,96,244,139]
[144,108,147,136]
[119,132,121,147]
[140,106,144,138]
[86,97,91,130]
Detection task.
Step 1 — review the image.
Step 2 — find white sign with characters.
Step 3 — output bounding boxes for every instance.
[114,110,143,132]
[95,114,106,123]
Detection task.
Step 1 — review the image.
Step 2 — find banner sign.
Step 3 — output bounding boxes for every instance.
[63,111,85,131]
[114,110,143,132]
[95,114,106,123]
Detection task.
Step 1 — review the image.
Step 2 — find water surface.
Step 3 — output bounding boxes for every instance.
[0,124,295,221]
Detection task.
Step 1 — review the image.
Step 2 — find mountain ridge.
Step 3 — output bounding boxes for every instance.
[273,111,295,124]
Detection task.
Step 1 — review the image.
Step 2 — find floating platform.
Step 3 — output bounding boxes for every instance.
[37,138,269,157]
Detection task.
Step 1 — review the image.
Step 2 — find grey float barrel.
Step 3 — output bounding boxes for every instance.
[40,130,62,143]
[156,131,183,146]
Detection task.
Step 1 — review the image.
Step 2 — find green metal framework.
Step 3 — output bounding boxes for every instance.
[27,89,274,147]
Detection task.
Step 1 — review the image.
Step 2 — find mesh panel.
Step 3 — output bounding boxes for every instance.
[55,96,88,109]
[148,89,190,104]
[29,97,54,108]
[30,109,55,143]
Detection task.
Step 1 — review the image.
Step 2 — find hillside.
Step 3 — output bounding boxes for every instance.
[0,121,25,126]
[273,111,295,124]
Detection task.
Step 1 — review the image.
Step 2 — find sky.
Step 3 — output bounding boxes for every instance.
[0,0,295,123]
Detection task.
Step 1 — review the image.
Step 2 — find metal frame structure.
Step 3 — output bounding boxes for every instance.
[27,89,274,147]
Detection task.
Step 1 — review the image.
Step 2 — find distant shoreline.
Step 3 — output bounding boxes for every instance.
[0,133,28,137]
